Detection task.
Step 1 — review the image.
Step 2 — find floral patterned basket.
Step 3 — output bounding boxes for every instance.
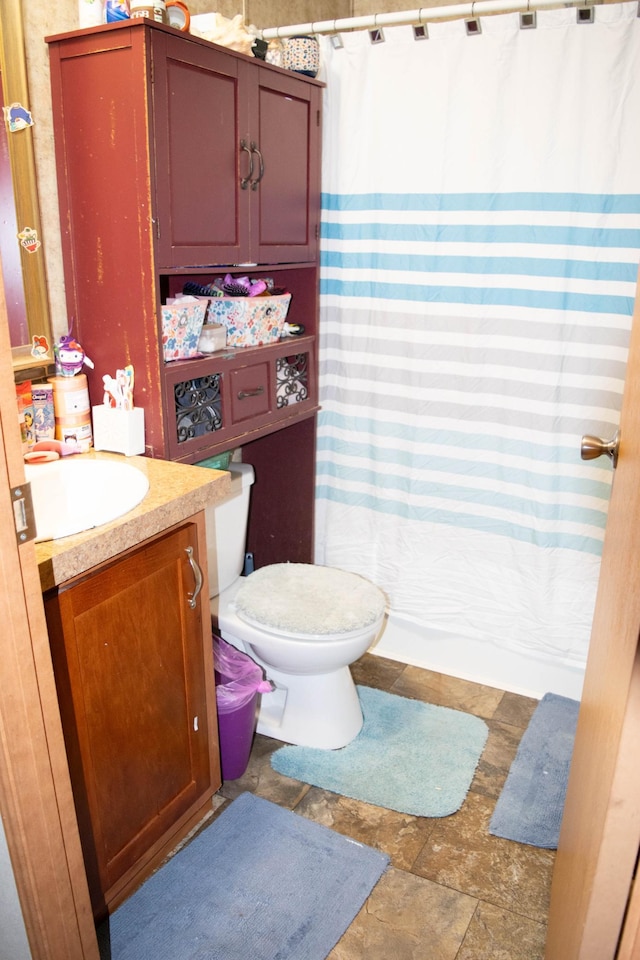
[207,293,291,347]
[161,300,207,361]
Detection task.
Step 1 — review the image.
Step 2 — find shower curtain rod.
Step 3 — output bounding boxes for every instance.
[260,0,597,38]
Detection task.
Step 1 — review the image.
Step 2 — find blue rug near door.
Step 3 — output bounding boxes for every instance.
[271,685,489,817]
[102,792,389,960]
[489,692,580,848]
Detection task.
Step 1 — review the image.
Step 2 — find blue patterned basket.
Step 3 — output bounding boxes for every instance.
[161,300,206,361]
[207,293,291,347]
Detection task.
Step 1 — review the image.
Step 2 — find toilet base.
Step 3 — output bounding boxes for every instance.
[212,582,381,750]
[255,663,363,749]
[219,620,364,749]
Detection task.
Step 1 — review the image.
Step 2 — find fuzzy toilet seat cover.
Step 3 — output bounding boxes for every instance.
[233,563,386,636]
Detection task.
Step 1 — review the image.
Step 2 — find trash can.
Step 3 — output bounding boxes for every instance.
[213,634,272,780]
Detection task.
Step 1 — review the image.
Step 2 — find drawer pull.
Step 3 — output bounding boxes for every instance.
[240,139,253,190]
[185,546,203,609]
[249,141,264,191]
[237,386,265,400]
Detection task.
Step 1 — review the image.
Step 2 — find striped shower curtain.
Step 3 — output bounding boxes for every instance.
[314,2,640,669]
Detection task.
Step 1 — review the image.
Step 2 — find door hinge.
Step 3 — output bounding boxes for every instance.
[315,223,320,240]
[317,109,321,127]
[12,482,36,545]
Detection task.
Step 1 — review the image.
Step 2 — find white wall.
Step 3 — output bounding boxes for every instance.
[0,815,32,960]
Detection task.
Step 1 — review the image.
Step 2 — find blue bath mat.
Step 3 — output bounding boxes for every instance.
[271,685,489,817]
[489,691,580,848]
[101,792,389,960]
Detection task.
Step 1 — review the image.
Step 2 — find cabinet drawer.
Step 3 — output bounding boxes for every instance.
[230,362,271,422]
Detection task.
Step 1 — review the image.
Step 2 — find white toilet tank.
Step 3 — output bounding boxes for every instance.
[205,462,255,598]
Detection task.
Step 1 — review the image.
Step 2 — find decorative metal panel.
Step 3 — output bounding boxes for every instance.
[276,352,308,408]
[174,374,223,443]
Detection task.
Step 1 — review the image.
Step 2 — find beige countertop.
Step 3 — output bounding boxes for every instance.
[34,451,230,592]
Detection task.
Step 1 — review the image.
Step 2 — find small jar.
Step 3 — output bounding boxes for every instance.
[198,323,226,354]
[282,36,320,78]
[129,0,166,23]
[78,0,104,28]
[265,38,284,68]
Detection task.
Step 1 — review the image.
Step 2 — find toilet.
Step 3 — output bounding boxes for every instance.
[206,463,386,749]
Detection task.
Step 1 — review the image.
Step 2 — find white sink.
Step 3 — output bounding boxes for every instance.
[24,458,150,542]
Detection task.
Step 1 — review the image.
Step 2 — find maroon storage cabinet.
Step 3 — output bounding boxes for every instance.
[47,18,323,567]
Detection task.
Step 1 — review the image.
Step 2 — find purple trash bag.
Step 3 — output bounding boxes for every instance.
[213,634,272,714]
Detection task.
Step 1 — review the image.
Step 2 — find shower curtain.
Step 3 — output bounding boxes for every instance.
[314,2,640,685]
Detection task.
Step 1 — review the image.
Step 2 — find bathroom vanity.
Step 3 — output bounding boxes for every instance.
[34,453,229,918]
[46,18,323,569]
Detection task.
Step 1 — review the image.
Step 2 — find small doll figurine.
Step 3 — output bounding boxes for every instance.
[54,333,94,377]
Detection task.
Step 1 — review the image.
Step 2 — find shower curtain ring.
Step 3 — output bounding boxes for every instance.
[330,20,344,47]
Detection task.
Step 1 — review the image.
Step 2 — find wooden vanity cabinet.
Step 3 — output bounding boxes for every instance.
[44,518,220,918]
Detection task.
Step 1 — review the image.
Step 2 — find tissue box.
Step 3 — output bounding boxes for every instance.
[161,299,206,361]
[16,380,34,452]
[32,383,55,441]
[92,406,145,457]
[206,293,291,348]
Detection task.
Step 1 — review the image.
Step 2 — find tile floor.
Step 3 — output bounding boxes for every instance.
[214,653,556,960]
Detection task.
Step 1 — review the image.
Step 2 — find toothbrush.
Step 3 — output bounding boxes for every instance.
[125,364,135,409]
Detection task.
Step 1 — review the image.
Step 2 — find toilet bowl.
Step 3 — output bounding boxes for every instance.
[206,464,386,749]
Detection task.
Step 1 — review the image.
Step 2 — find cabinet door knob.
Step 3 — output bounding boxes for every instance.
[250,142,264,191]
[185,546,203,609]
[240,139,253,190]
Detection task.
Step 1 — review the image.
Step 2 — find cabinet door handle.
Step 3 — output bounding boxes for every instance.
[185,546,203,610]
[240,139,253,190]
[249,141,264,191]
[237,386,265,400]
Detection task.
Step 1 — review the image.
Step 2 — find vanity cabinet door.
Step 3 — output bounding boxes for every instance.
[44,522,218,916]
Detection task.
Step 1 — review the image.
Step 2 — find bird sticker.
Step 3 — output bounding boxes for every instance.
[3,102,34,132]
